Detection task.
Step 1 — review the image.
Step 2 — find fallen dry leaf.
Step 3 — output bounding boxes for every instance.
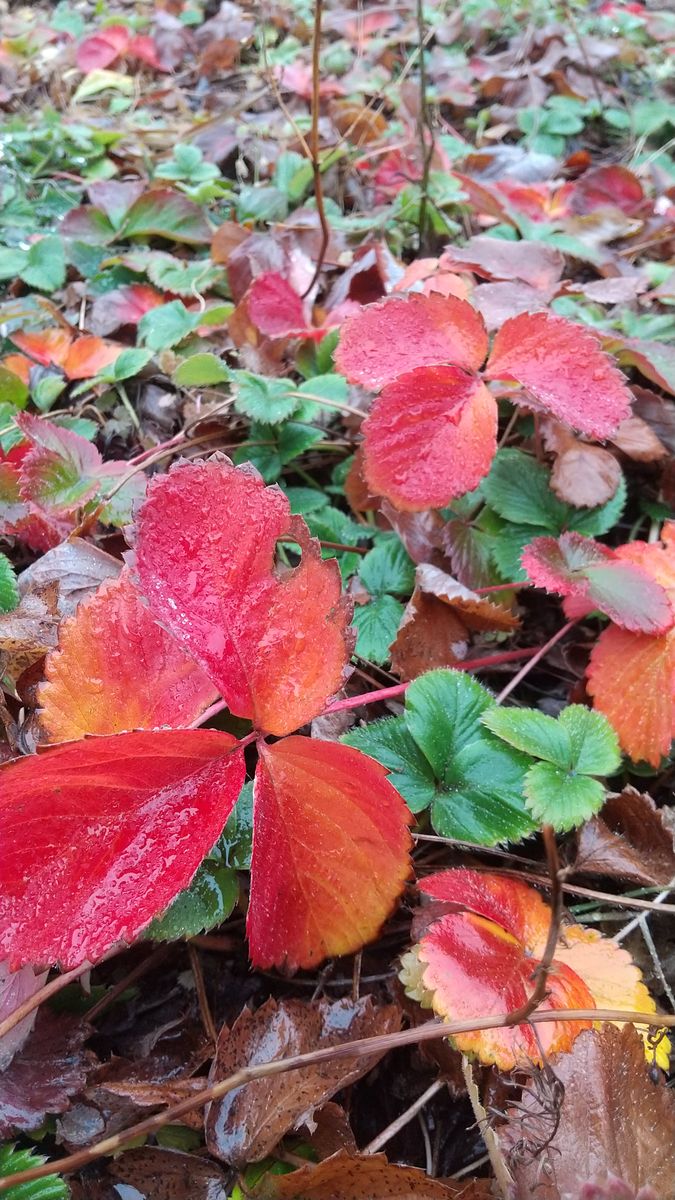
[109,1146,229,1199]
[500,1026,675,1200]
[205,997,401,1166]
[575,787,675,887]
[254,1150,491,1198]
[0,1010,93,1136]
[550,442,622,507]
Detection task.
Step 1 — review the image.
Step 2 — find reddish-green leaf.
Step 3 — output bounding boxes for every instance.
[249,737,413,970]
[39,569,219,742]
[362,365,497,510]
[89,284,165,336]
[521,532,674,634]
[0,730,245,969]
[16,413,102,514]
[484,311,632,438]
[335,293,489,391]
[120,189,212,244]
[135,457,354,736]
[76,24,130,71]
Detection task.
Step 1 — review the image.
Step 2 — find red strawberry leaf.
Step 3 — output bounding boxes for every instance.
[246,272,323,341]
[10,328,73,368]
[522,532,673,634]
[39,569,219,742]
[249,737,413,970]
[119,189,212,245]
[335,293,489,391]
[484,311,632,438]
[362,365,497,510]
[587,625,675,767]
[0,730,245,970]
[89,284,165,337]
[135,457,354,736]
[16,413,102,515]
[76,25,130,72]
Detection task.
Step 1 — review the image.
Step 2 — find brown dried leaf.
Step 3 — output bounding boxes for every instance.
[500,1026,675,1200]
[631,387,675,453]
[380,502,447,567]
[109,1146,228,1199]
[390,588,468,681]
[296,1101,357,1159]
[254,1150,491,1199]
[18,538,121,617]
[575,787,675,887]
[550,443,622,507]
[415,563,519,633]
[205,997,401,1166]
[0,961,48,1071]
[440,235,563,290]
[612,415,668,463]
[0,1010,93,1136]
[0,581,60,681]
[101,1078,205,1130]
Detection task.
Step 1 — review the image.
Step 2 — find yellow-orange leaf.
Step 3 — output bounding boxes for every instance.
[39,569,218,741]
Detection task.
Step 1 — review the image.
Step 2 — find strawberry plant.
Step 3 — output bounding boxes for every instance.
[2,2,675,1196]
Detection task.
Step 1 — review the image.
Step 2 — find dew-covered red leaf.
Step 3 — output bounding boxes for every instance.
[249,737,413,970]
[39,569,218,742]
[402,869,661,1070]
[89,284,164,337]
[335,293,489,391]
[575,787,675,887]
[0,1010,92,1136]
[255,1151,489,1198]
[206,997,401,1166]
[15,413,102,514]
[499,1026,675,1200]
[0,730,245,969]
[522,532,673,634]
[246,272,323,340]
[587,625,675,766]
[362,365,497,510]
[484,312,632,438]
[135,457,354,736]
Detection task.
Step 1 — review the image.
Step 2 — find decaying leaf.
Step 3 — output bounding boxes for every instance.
[500,1026,675,1200]
[254,1150,490,1198]
[205,996,401,1166]
[0,1010,92,1136]
[575,787,675,887]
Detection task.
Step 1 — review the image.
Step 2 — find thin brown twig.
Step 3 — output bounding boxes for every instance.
[86,946,170,1024]
[362,1077,446,1154]
[0,959,95,1043]
[302,0,331,298]
[2,1007,672,1191]
[188,944,218,1045]
[495,620,577,705]
[415,0,435,252]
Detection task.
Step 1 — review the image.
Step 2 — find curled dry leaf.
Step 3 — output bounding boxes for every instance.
[551,443,622,508]
[575,787,675,887]
[611,415,668,464]
[0,1010,93,1137]
[253,1150,491,1198]
[0,580,61,682]
[0,960,47,1071]
[499,1026,675,1200]
[38,568,218,742]
[390,563,518,680]
[17,538,121,617]
[205,997,401,1167]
